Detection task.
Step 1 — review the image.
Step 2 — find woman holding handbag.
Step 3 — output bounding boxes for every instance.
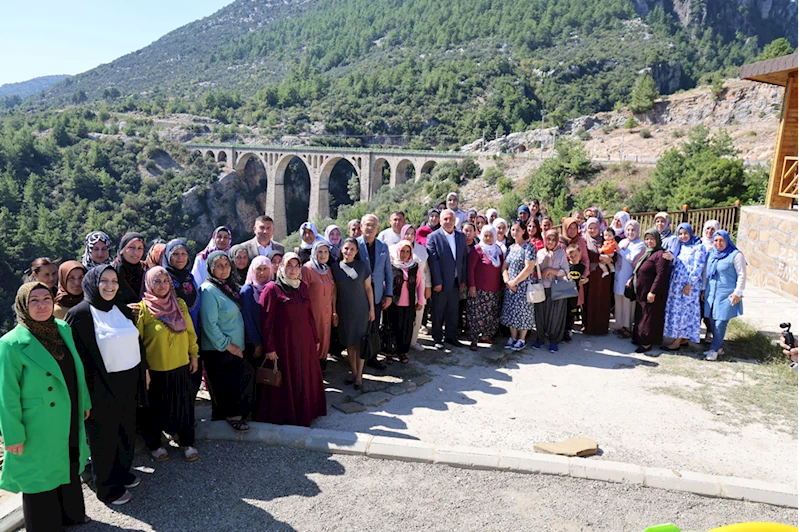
[532,230,571,352]
[631,229,672,354]
[614,221,645,338]
[330,238,375,390]
[500,220,536,351]
[256,253,327,426]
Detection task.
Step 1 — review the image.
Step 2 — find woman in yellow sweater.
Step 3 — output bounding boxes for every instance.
[137,266,199,463]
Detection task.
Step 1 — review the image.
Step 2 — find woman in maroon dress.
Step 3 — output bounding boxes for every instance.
[582,217,614,335]
[631,229,672,354]
[255,253,326,426]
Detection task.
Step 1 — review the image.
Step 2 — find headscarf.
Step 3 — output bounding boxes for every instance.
[446,192,459,202]
[391,240,417,273]
[701,220,720,251]
[476,214,487,226]
[142,266,187,333]
[82,230,113,269]
[54,260,87,309]
[15,282,68,360]
[276,252,302,292]
[517,205,531,218]
[492,217,508,231]
[633,229,663,285]
[299,221,324,250]
[245,256,272,303]
[561,217,580,245]
[583,217,604,254]
[416,225,433,246]
[486,208,499,222]
[324,225,342,260]
[206,251,241,308]
[612,211,630,237]
[478,224,502,267]
[115,232,146,301]
[267,249,284,263]
[427,208,441,232]
[624,219,642,242]
[228,243,249,283]
[162,239,198,309]
[308,239,331,275]
[675,222,701,251]
[199,226,232,260]
[706,230,739,279]
[538,229,563,270]
[467,208,478,218]
[82,264,132,316]
[145,242,166,269]
[654,212,673,240]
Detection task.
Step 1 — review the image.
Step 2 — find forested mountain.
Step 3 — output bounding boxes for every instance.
[0,75,69,98]
[29,0,797,144]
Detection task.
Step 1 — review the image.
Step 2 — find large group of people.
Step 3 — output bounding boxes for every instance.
[0,194,748,529]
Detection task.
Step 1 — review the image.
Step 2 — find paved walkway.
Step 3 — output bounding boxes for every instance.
[58,443,797,532]
[739,284,797,336]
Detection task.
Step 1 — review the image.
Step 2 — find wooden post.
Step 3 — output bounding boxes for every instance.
[765,74,798,209]
[681,204,689,224]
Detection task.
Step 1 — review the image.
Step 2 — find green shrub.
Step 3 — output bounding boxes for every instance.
[497,177,514,193]
[624,116,639,130]
[483,166,503,185]
[639,128,651,139]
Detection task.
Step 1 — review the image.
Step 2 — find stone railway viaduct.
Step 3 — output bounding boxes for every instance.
[186,143,465,238]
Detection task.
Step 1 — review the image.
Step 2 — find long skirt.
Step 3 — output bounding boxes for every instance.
[202,350,254,420]
[142,365,196,450]
[23,459,85,531]
[534,288,568,343]
[633,300,667,346]
[613,294,636,330]
[467,289,502,342]
[583,268,612,335]
[386,304,417,355]
[86,366,139,503]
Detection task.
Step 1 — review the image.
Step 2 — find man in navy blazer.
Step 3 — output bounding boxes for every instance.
[358,213,393,369]
[425,209,468,349]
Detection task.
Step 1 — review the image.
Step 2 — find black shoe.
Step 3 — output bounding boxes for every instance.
[635,345,651,354]
[660,345,679,352]
[445,338,465,348]
[366,358,386,370]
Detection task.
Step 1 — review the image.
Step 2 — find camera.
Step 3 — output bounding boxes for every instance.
[780,322,795,349]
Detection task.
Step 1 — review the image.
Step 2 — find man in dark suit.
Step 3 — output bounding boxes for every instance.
[426,209,468,349]
[358,214,393,369]
[242,215,285,260]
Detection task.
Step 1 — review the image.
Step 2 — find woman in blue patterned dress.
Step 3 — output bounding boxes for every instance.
[500,220,536,351]
[662,223,707,350]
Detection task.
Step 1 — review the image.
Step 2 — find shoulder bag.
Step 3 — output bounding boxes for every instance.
[360,320,381,360]
[550,275,579,301]
[527,263,546,304]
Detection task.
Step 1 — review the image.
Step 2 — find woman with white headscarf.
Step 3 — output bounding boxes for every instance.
[324,225,343,261]
[492,217,510,255]
[467,224,505,351]
[614,220,646,337]
[297,222,324,264]
[699,219,721,343]
[256,253,326,425]
[611,211,630,241]
[385,240,424,364]
[302,240,336,370]
[240,256,272,367]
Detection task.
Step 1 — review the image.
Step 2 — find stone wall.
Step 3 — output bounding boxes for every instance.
[736,206,798,300]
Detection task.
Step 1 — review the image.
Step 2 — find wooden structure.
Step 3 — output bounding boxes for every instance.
[740,53,798,209]
[622,202,741,235]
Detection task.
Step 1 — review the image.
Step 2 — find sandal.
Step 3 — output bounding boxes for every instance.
[181,446,199,462]
[398,354,409,364]
[226,418,249,433]
[150,447,169,462]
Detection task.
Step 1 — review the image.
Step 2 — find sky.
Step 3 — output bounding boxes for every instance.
[0,0,233,86]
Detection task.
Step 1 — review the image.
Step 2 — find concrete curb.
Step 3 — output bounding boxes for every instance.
[197,420,799,509]
[0,493,23,532]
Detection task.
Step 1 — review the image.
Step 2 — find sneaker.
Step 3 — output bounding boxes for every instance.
[413,343,424,352]
[531,341,544,349]
[434,343,445,350]
[110,490,133,506]
[705,350,719,361]
[124,475,142,489]
[504,338,515,350]
[549,343,558,352]
[512,339,526,351]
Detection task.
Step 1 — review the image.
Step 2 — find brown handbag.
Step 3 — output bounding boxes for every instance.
[256,358,282,387]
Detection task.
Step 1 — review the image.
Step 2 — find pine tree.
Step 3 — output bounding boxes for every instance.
[629,73,659,114]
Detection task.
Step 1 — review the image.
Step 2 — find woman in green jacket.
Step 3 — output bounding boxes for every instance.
[0,282,92,531]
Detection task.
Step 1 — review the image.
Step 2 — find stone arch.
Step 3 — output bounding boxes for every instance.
[515,144,527,153]
[393,159,415,187]
[321,157,359,219]
[371,157,391,197]
[279,155,311,235]
[234,152,259,174]
[217,151,228,163]
[420,160,437,176]
[203,150,216,161]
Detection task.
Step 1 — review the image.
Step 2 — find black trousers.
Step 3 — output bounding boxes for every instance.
[23,459,85,531]
[431,280,460,343]
[86,366,139,503]
[203,350,254,420]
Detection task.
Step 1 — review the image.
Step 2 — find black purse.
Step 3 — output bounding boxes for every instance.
[379,322,397,355]
[624,280,636,301]
[360,320,381,360]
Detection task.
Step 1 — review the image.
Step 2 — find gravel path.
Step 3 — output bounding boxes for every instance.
[52,442,796,532]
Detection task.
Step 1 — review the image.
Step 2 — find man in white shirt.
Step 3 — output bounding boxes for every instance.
[446,192,468,230]
[377,211,406,246]
[243,215,285,260]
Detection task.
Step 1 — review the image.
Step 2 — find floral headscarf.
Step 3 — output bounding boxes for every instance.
[276,252,302,291]
[82,230,113,269]
[206,251,240,308]
[16,282,68,360]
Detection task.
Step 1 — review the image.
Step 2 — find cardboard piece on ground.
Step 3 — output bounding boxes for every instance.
[534,437,599,457]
